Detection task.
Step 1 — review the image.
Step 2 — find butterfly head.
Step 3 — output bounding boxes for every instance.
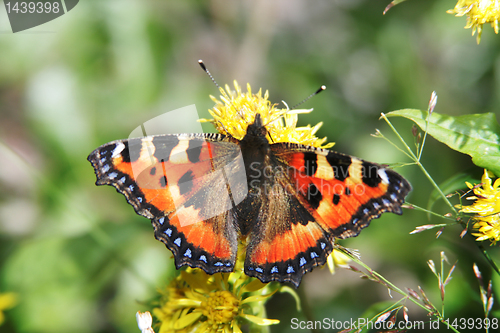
[253,113,264,127]
[242,113,270,143]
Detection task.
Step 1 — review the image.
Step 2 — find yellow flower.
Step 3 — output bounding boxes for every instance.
[447,0,500,43]
[471,215,500,244]
[0,292,18,326]
[326,249,352,275]
[459,169,500,245]
[151,268,281,333]
[202,81,334,149]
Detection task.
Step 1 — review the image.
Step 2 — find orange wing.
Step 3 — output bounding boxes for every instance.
[242,143,411,287]
[242,181,333,287]
[88,133,248,273]
[275,143,411,239]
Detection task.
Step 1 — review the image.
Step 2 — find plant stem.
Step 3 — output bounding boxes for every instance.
[339,247,461,333]
[415,161,458,214]
[478,244,500,277]
[406,203,458,222]
[380,113,419,161]
[417,109,431,162]
[380,113,457,214]
[341,248,425,312]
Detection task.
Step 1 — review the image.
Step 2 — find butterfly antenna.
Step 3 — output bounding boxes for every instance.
[199,59,248,124]
[263,85,326,128]
[290,85,326,110]
[198,60,242,137]
[198,59,221,90]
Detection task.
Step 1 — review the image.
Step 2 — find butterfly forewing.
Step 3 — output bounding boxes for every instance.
[273,143,411,239]
[88,133,248,273]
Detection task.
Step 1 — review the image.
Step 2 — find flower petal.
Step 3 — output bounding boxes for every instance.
[173,311,203,329]
[241,313,280,326]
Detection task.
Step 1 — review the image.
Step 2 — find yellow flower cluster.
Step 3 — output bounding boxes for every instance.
[202,81,334,149]
[460,169,500,245]
[152,268,280,333]
[448,0,500,43]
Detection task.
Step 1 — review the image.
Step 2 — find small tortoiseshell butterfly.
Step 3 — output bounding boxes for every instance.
[88,87,411,288]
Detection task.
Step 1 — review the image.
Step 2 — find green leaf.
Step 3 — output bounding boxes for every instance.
[386,110,500,177]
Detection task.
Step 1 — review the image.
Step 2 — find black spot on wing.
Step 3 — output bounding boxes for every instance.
[120,141,131,162]
[303,152,318,177]
[333,193,340,205]
[307,183,322,209]
[361,161,381,187]
[150,167,156,176]
[326,153,351,181]
[178,170,194,195]
[159,175,167,188]
[153,136,179,163]
[121,139,142,163]
[345,187,351,196]
[187,141,203,163]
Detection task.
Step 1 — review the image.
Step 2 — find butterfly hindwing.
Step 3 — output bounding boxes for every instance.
[242,179,333,287]
[233,137,334,287]
[87,133,246,273]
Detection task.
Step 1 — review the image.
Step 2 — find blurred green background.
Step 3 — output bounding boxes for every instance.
[1,0,499,332]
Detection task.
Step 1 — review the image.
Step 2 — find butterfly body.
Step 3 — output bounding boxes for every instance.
[88,113,411,287]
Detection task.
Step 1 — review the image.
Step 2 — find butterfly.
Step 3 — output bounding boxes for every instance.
[88,112,411,288]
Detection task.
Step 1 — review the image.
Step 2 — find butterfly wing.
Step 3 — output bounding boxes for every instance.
[275,143,411,239]
[241,176,334,287]
[88,133,248,273]
[243,142,411,287]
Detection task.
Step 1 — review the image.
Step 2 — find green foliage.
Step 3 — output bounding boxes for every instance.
[427,172,480,214]
[387,110,500,176]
